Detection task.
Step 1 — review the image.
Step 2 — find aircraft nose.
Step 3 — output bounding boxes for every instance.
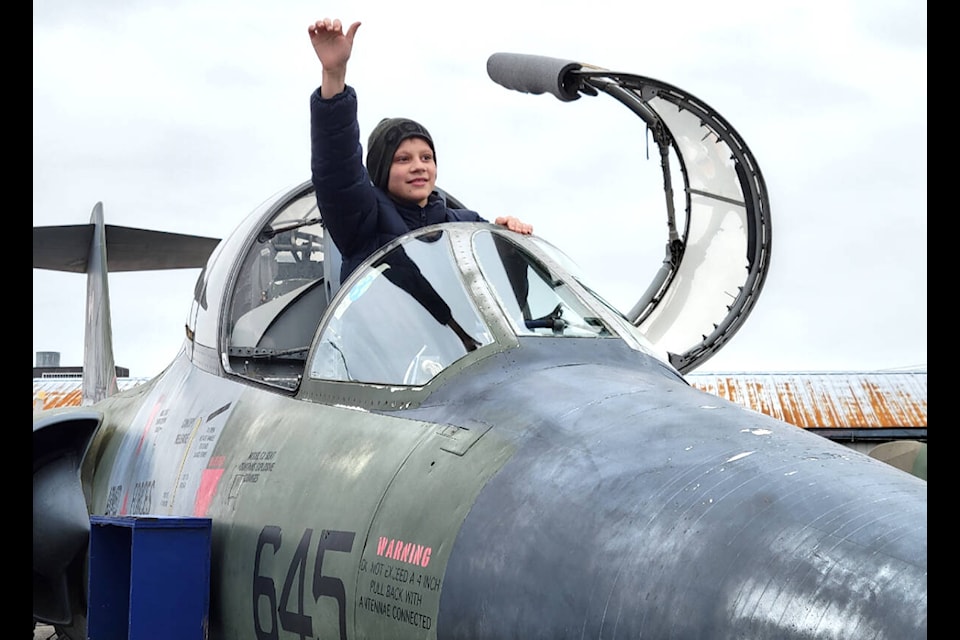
[433,381,927,639]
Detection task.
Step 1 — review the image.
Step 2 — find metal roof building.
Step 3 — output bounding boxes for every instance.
[32,377,149,411]
[685,370,926,451]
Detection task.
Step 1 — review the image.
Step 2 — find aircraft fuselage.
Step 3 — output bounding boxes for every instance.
[76,337,926,639]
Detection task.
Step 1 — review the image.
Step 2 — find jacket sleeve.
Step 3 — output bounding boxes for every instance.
[310,86,379,259]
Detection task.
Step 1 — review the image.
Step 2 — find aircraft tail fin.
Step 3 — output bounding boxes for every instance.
[81,203,117,405]
[33,203,221,404]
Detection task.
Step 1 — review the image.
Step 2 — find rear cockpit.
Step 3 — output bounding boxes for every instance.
[225,190,326,384]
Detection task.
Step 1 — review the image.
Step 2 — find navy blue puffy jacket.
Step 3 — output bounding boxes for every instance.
[310,85,486,283]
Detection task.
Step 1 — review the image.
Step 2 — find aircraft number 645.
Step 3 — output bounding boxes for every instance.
[253,525,357,640]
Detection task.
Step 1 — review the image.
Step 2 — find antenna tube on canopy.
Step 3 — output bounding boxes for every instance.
[486,53,583,102]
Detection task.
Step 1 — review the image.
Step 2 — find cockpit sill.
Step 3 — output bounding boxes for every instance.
[211,213,678,408]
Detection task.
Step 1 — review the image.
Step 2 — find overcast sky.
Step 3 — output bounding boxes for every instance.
[33,0,926,378]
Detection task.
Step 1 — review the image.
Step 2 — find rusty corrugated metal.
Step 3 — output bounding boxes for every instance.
[32,377,148,411]
[685,370,927,429]
[32,371,927,430]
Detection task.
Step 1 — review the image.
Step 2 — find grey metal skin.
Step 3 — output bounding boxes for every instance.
[412,339,927,639]
[34,331,928,639]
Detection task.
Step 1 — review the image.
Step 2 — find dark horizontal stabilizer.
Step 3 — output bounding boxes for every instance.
[486,52,584,102]
[34,224,221,273]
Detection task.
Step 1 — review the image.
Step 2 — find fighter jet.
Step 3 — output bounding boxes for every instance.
[33,53,926,639]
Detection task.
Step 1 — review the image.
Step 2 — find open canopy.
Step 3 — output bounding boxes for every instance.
[487,53,773,372]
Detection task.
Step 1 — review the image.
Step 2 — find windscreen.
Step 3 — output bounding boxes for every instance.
[309,230,493,385]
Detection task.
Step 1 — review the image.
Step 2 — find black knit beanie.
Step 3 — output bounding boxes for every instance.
[366,117,436,191]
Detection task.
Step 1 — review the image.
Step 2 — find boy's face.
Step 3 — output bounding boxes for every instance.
[387,137,436,207]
